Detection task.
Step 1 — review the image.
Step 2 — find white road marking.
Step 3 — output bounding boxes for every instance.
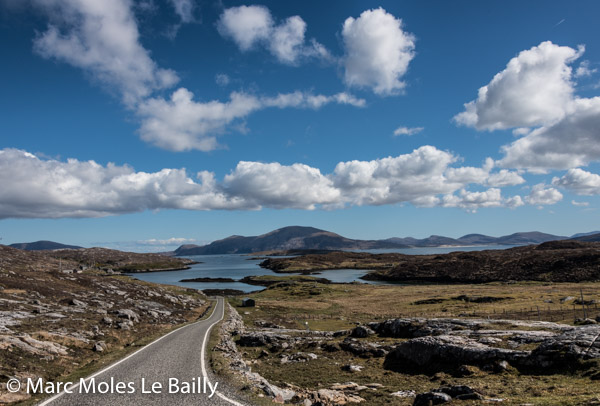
[200,299,246,406]
[37,298,244,405]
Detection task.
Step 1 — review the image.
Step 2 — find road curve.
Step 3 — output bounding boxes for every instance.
[39,297,249,406]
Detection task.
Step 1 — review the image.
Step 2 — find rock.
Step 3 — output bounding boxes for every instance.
[341,337,388,358]
[114,309,139,323]
[322,342,341,352]
[117,320,133,330]
[68,298,86,307]
[316,389,364,404]
[342,364,364,373]
[101,316,113,325]
[438,385,477,398]
[391,390,416,398]
[560,296,575,303]
[238,332,291,347]
[575,318,598,325]
[92,341,107,352]
[351,325,375,338]
[413,391,452,406]
[384,335,529,373]
[529,325,600,368]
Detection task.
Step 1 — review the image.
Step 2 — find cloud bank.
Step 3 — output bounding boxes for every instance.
[0,147,530,219]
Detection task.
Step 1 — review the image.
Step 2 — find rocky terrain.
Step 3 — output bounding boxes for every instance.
[261,240,600,283]
[0,245,209,404]
[215,302,600,405]
[0,244,194,273]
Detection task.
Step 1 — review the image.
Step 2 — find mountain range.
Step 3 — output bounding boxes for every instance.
[172,226,600,256]
[9,228,600,255]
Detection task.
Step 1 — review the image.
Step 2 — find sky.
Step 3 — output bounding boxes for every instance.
[1,0,599,252]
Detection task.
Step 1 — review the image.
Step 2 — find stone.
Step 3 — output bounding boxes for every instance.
[351,325,375,338]
[391,390,416,398]
[68,298,86,307]
[342,364,364,373]
[92,341,107,352]
[413,391,452,406]
[101,316,113,325]
[114,309,139,323]
[529,325,600,368]
[384,335,529,372]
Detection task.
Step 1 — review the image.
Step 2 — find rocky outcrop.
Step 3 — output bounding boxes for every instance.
[529,325,600,368]
[384,335,529,372]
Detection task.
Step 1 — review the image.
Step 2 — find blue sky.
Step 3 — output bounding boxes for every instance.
[1,0,599,251]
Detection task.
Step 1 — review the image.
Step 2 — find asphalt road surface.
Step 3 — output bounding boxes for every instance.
[39,297,248,405]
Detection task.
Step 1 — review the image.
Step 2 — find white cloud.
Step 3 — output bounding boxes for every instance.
[393,126,423,136]
[552,168,600,195]
[454,41,582,130]
[525,184,563,205]
[575,60,597,78]
[169,0,195,24]
[224,162,340,210]
[342,8,415,95]
[485,169,526,187]
[0,147,531,219]
[31,0,179,106]
[441,188,522,212]
[499,97,600,172]
[137,88,365,151]
[215,73,230,86]
[217,5,330,65]
[137,237,197,246]
[571,200,590,207]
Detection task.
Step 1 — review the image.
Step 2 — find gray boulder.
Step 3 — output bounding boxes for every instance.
[413,391,451,406]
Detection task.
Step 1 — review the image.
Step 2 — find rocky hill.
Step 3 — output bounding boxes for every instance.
[174,226,408,255]
[0,245,193,273]
[9,240,83,250]
[261,240,600,283]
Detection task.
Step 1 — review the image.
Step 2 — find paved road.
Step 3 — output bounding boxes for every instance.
[39,297,248,405]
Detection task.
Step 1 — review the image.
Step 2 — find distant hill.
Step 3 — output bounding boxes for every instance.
[173,226,581,256]
[571,231,600,239]
[492,232,568,245]
[9,240,83,251]
[174,226,408,255]
[571,233,600,242]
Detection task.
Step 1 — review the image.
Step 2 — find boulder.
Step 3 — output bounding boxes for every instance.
[413,391,452,406]
[529,325,600,368]
[114,309,139,323]
[350,325,375,338]
[384,335,529,372]
[68,298,86,307]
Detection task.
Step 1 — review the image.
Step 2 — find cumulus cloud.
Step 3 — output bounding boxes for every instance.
[169,0,195,24]
[217,5,330,65]
[454,41,582,130]
[552,168,600,195]
[525,184,563,205]
[137,88,365,151]
[499,97,600,172]
[31,0,179,106]
[393,126,423,136]
[224,162,340,209]
[342,8,415,95]
[0,147,528,219]
[575,60,597,78]
[441,188,523,212]
[137,237,197,246]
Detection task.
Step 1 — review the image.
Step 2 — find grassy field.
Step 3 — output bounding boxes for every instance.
[225,279,600,405]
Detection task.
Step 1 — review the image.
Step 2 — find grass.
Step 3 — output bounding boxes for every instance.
[239,281,600,329]
[219,280,600,405]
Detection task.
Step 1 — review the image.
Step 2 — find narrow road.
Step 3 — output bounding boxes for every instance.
[39,297,248,405]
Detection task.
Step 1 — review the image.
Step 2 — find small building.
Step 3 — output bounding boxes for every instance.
[241,298,255,307]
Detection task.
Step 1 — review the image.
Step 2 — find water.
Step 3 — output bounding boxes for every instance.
[127,245,515,292]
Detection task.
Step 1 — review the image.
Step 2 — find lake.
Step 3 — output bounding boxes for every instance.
[127,245,516,293]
